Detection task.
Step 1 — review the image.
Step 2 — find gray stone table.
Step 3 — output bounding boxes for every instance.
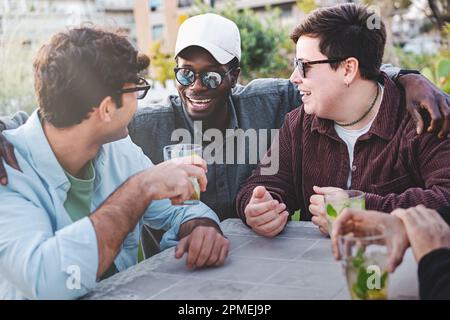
[84,219,418,300]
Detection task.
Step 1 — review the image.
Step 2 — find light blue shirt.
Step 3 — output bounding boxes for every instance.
[0,111,220,300]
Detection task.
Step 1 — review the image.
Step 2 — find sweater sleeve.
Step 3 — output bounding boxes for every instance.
[235,109,301,224]
[418,248,450,300]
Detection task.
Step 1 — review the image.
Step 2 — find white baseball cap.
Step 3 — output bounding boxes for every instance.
[175,13,241,65]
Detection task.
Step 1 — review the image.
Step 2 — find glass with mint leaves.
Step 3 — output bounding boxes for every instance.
[163,144,202,205]
[339,229,390,300]
[324,190,365,234]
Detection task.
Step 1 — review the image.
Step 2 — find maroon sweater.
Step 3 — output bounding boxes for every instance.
[236,74,450,222]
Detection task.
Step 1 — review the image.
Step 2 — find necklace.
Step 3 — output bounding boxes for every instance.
[336,83,381,127]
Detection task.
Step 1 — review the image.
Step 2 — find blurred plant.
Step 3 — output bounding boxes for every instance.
[0,27,38,115]
[191,0,294,83]
[395,23,450,93]
[296,0,317,14]
[421,57,450,93]
[149,40,176,88]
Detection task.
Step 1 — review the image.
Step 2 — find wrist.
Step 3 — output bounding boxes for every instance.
[178,218,222,239]
[395,69,421,84]
[132,170,156,203]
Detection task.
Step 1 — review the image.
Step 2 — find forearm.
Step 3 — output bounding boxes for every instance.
[89,172,152,279]
[177,217,222,239]
[366,186,450,213]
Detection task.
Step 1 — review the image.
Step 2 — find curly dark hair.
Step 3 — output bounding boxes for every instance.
[33,27,150,127]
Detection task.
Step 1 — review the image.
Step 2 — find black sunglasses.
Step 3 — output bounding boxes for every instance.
[293,57,347,78]
[174,67,235,89]
[117,77,151,100]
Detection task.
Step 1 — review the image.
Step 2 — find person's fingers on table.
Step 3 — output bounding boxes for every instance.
[205,239,222,267]
[194,231,216,268]
[266,212,289,237]
[246,200,280,217]
[215,241,230,267]
[175,236,189,259]
[309,204,324,217]
[251,203,286,227]
[311,215,320,227]
[186,231,206,269]
[257,211,288,236]
[311,215,326,228]
[318,226,328,236]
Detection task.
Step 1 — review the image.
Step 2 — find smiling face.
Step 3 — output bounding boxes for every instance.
[176,46,239,121]
[289,36,346,120]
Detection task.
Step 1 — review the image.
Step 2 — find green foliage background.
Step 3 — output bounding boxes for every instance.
[187,0,295,83]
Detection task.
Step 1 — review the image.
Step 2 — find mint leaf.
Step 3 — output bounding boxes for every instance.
[326,204,337,218]
[352,247,365,269]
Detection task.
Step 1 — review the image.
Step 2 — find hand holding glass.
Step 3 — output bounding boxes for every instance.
[339,229,391,300]
[325,190,365,234]
[163,144,203,205]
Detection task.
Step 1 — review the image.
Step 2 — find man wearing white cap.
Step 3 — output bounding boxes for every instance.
[0,14,448,224]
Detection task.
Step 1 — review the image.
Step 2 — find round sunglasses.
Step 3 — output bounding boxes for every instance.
[174,67,235,89]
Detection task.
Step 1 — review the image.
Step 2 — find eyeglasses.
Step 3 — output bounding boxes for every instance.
[174,67,235,89]
[293,57,347,78]
[117,77,151,100]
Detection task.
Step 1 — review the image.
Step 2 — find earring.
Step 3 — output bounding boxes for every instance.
[345,82,350,88]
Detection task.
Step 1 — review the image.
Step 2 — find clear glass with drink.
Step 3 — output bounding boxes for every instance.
[324,190,365,233]
[163,144,202,205]
[338,229,390,300]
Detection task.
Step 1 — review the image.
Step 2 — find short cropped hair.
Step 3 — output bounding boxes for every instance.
[290,3,386,80]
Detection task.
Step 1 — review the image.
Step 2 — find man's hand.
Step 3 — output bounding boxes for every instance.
[142,155,207,205]
[399,74,450,138]
[310,186,343,236]
[392,205,450,262]
[175,225,229,269]
[331,208,409,273]
[244,186,289,237]
[0,132,21,185]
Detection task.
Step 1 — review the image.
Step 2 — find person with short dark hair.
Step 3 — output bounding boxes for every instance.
[0,27,228,299]
[237,3,450,237]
